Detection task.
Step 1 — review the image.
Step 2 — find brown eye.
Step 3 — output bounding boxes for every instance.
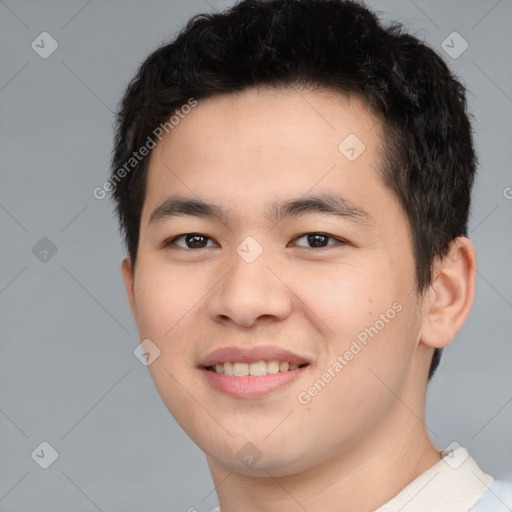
[166,233,215,249]
[293,232,345,249]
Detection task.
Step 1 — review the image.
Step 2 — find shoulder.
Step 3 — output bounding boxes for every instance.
[470,479,512,511]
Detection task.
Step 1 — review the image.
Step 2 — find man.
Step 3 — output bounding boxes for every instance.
[109,0,512,510]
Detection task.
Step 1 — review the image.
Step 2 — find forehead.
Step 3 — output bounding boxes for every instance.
[142,86,387,224]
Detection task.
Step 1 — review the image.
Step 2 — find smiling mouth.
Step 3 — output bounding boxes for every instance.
[205,361,309,376]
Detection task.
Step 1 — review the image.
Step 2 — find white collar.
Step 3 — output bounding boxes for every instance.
[375,445,494,512]
[212,446,493,512]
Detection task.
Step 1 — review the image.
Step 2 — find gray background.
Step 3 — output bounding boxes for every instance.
[1,0,511,510]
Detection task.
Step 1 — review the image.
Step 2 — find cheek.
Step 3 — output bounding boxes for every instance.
[131,260,207,428]
[296,260,418,393]
[133,257,201,338]
[288,259,394,335]
[293,302,418,449]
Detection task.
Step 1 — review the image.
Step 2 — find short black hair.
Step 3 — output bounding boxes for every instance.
[110,0,477,381]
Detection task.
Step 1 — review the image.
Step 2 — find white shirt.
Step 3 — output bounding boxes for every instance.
[376,446,493,512]
[212,446,494,512]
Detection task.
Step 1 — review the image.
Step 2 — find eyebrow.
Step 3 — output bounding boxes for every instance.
[148,193,374,227]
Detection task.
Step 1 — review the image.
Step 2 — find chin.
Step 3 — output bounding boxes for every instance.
[204,438,321,478]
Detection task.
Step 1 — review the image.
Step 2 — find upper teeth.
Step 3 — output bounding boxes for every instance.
[211,361,302,376]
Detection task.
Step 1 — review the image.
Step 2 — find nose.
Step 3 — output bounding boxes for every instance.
[207,245,294,328]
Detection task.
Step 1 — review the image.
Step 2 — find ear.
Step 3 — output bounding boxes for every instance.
[121,256,137,322]
[420,237,476,349]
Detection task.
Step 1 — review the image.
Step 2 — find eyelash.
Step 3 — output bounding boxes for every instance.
[163,232,347,250]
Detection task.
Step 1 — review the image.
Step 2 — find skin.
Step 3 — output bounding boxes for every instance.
[121,86,476,512]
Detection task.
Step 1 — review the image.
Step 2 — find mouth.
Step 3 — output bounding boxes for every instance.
[204,360,309,376]
[198,345,311,399]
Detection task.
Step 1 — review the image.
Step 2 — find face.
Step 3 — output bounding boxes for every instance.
[122,86,428,477]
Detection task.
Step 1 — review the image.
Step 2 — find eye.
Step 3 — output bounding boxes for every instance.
[292,232,346,249]
[164,233,216,249]
[163,232,346,251]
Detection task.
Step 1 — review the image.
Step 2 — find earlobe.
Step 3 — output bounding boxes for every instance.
[420,237,477,349]
[121,256,137,321]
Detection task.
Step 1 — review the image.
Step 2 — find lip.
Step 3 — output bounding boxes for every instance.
[199,345,310,367]
[199,365,308,399]
[198,345,310,399]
